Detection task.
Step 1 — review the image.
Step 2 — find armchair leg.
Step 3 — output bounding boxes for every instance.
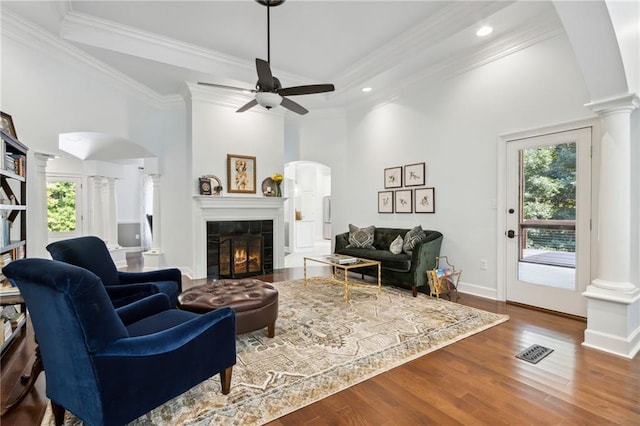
[51,401,65,426]
[220,366,233,395]
[412,286,418,297]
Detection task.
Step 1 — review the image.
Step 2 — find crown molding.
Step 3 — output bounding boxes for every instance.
[345,11,564,113]
[334,1,511,94]
[59,10,317,88]
[2,9,183,110]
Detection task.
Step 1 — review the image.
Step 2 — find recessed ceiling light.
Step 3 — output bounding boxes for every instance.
[361,87,372,93]
[476,26,493,37]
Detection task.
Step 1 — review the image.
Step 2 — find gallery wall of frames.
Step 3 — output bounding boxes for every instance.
[378,163,435,214]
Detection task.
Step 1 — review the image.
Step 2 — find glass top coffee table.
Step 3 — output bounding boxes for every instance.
[303,255,381,302]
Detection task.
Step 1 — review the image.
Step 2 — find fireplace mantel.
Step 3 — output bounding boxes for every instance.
[192,196,286,278]
[194,195,287,209]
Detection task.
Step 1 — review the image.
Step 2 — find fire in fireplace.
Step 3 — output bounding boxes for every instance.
[207,220,273,278]
[219,234,262,278]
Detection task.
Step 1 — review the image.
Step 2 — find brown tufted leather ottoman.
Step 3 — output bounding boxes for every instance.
[177,279,278,337]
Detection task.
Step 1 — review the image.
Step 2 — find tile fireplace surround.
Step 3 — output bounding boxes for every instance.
[193,196,286,279]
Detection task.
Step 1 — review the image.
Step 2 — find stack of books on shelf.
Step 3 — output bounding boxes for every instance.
[0,250,19,296]
[4,153,25,176]
[1,305,24,343]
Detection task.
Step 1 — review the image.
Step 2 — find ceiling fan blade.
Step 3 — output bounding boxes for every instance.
[198,82,255,93]
[236,99,258,113]
[279,84,335,97]
[280,97,309,115]
[255,58,274,91]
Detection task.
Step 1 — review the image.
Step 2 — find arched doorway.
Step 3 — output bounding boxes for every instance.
[283,161,331,267]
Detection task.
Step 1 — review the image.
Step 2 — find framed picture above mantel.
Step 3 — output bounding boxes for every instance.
[227,154,256,194]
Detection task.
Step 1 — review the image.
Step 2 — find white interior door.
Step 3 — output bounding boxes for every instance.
[505,128,591,317]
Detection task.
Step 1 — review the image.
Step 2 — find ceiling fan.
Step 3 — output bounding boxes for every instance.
[198,0,335,115]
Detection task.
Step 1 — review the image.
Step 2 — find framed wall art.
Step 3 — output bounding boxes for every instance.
[0,112,17,139]
[415,187,435,213]
[384,166,402,188]
[227,154,256,194]
[404,162,425,187]
[395,189,413,213]
[378,191,394,213]
[199,175,223,196]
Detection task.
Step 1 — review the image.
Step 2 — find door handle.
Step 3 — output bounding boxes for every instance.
[507,230,518,238]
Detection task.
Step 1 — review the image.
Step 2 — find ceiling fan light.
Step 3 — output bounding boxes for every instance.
[255,92,283,109]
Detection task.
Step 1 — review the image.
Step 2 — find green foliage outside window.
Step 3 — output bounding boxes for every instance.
[47,181,77,232]
[522,143,576,252]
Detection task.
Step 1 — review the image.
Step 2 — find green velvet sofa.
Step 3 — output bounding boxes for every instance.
[334,227,443,296]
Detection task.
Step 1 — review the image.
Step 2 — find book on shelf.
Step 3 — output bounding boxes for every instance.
[2,319,12,341]
[325,254,359,264]
[0,284,20,296]
[1,305,24,328]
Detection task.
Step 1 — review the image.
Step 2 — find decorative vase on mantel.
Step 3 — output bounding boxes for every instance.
[271,174,284,197]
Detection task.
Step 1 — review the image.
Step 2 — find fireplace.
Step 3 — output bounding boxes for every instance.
[207,220,273,278]
[194,196,284,279]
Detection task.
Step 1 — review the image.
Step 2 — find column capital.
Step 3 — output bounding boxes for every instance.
[34,152,56,168]
[585,93,639,116]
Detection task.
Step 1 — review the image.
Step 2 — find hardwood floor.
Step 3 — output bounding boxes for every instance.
[2,264,638,425]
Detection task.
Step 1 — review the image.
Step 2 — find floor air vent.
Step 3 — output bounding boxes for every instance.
[516,344,554,364]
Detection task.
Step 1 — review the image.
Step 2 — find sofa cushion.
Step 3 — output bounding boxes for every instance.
[337,248,411,272]
[403,225,427,255]
[346,224,376,249]
[389,235,404,254]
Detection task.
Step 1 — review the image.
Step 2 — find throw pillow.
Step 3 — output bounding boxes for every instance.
[346,224,376,249]
[389,235,404,254]
[403,225,427,255]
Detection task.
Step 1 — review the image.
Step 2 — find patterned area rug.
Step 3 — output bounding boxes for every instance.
[42,278,508,425]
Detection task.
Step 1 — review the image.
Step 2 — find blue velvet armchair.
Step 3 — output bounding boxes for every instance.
[46,236,182,308]
[3,258,236,426]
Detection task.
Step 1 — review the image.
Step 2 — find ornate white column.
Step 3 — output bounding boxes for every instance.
[583,93,640,358]
[105,177,119,249]
[32,153,55,258]
[89,176,106,239]
[143,174,163,269]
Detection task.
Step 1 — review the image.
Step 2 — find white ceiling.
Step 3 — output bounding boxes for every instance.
[2,0,564,111]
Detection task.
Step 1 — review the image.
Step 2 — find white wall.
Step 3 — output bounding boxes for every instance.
[341,33,594,296]
[1,29,187,259]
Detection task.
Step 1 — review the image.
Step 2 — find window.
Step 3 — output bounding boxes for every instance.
[47,176,82,238]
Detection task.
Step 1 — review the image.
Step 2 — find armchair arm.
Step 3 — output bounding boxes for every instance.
[105,284,159,308]
[115,293,171,326]
[118,268,182,292]
[412,234,444,288]
[97,307,236,356]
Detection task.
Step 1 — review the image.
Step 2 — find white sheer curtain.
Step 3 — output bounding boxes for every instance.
[139,171,152,251]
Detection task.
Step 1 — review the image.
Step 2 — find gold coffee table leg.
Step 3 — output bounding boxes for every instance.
[304,257,308,287]
[344,270,350,302]
[377,263,382,298]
